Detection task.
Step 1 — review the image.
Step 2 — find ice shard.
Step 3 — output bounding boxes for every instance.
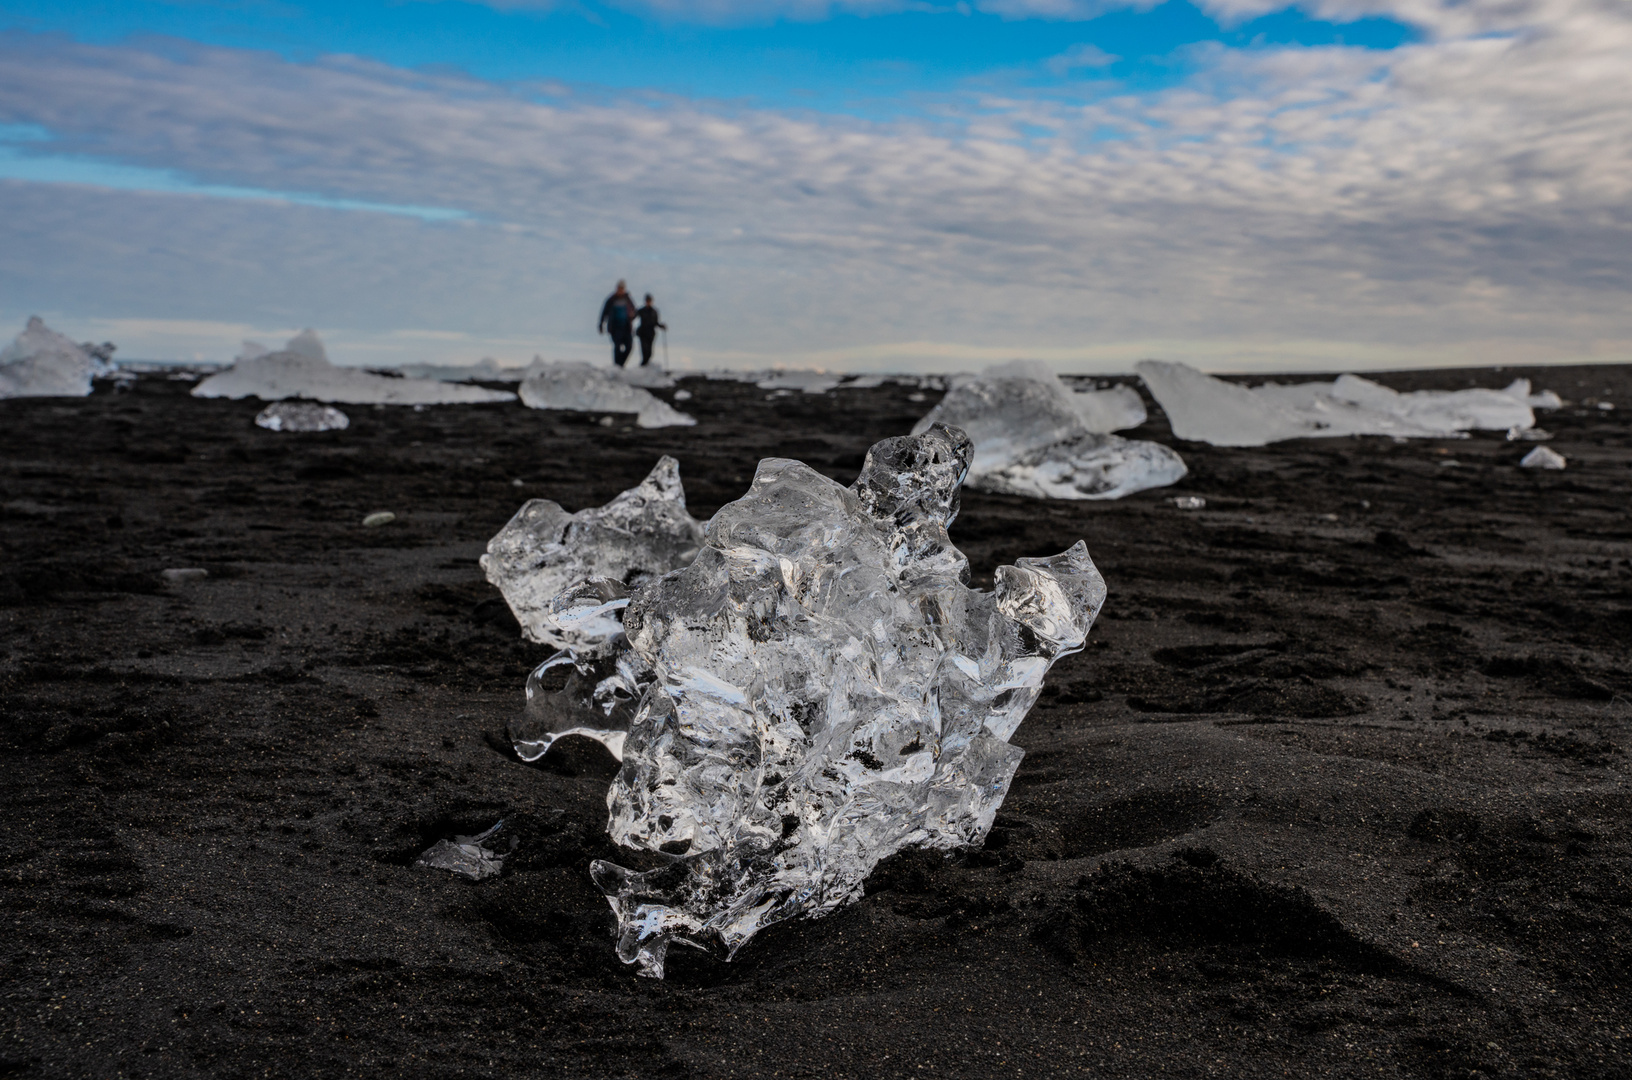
[1136,360,1555,447]
[193,330,515,406]
[591,424,1106,977]
[254,401,350,432]
[0,316,108,400]
[912,361,1186,500]
[481,457,708,655]
[517,361,695,428]
[416,822,509,880]
[1521,446,1567,470]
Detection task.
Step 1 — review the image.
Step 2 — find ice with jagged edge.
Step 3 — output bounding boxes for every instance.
[590,424,1106,978]
[0,316,111,399]
[1136,360,1559,447]
[192,330,515,406]
[482,456,707,655]
[518,361,694,427]
[416,821,510,880]
[911,361,1185,500]
[254,401,350,432]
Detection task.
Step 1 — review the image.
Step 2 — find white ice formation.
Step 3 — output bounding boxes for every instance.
[482,457,707,655]
[254,401,350,432]
[517,362,695,428]
[911,361,1186,500]
[0,316,110,399]
[193,330,515,406]
[589,425,1105,977]
[1521,446,1567,470]
[1070,382,1148,433]
[1136,360,1557,447]
[416,822,509,880]
[757,370,842,395]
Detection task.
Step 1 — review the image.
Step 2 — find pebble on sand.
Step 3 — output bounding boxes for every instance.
[362,511,397,527]
[161,568,209,584]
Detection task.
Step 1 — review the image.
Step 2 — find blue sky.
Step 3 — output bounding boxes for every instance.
[0,0,1628,371]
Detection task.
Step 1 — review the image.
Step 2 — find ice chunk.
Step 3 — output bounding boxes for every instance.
[510,648,643,762]
[0,316,107,399]
[481,457,707,655]
[615,365,678,390]
[756,370,841,394]
[397,357,528,383]
[193,329,515,406]
[1071,383,1147,433]
[1520,446,1567,470]
[1172,496,1206,510]
[1501,378,1564,410]
[362,512,396,528]
[161,568,209,584]
[518,361,695,428]
[912,361,1185,500]
[254,401,349,432]
[591,425,1106,977]
[1137,360,1550,446]
[416,821,509,880]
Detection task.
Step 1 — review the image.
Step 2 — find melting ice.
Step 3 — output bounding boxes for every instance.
[0,316,111,400]
[193,330,515,406]
[912,361,1186,500]
[254,401,350,432]
[1136,360,1558,447]
[416,822,509,880]
[587,425,1105,977]
[518,362,694,428]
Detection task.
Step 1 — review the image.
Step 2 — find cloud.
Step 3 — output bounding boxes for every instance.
[0,0,1630,370]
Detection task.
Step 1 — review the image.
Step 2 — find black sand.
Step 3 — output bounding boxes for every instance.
[2,368,1629,1079]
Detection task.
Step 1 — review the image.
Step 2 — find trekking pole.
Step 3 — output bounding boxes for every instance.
[662,327,669,369]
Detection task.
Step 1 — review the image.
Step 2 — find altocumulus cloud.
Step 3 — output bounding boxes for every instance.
[0,0,1629,371]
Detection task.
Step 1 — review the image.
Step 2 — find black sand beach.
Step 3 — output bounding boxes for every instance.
[2,368,1629,1079]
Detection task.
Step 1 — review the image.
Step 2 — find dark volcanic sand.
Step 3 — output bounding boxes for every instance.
[2,368,1629,1080]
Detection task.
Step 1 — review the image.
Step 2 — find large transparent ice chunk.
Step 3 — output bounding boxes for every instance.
[912,361,1185,500]
[192,330,515,406]
[591,424,1106,977]
[0,316,108,400]
[518,361,695,428]
[481,457,707,655]
[1137,360,1556,447]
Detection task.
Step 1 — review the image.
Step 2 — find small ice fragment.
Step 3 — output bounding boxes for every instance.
[908,392,927,402]
[1507,426,1554,442]
[1597,402,1615,411]
[362,511,397,527]
[913,361,1185,500]
[416,821,509,880]
[161,568,209,584]
[481,457,707,654]
[1520,446,1567,470]
[1172,496,1206,510]
[518,361,695,428]
[673,389,693,401]
[254,401,350,432]
[0,316,109,400]
[593,424,1105,978]
[756,370,841,394]
[193,330,515,406]
[512,478,525,487]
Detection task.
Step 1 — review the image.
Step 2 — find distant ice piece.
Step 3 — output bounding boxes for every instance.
[912,361,1185,500]
[1172,495,1207,510]
[1136,360,1555,447]
[1071,382,1147,433]
[416,822,509,880]
[193,330,515,406]
[592,425,1106,978]
[1520,446,1567,470]
[615,365,678,390]
[481,456,707,655]
[757,370,842,394]
[0,316,109,399]
[518,362,695,428]
[254,401,350,432]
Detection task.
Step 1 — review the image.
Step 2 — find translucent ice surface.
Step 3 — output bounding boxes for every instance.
[417,822,509,880]
[1071,383,1147,434]
[481,457,707,655]
[756,370,842,394]
[1521,446,1567,470]
[0,316,107,399]
[254,401,350,432]
[1136,360,1555,447]
[518,362,695,428]
[591,425,1106,977]
[912,361,1185,500]
[193,330,515,406]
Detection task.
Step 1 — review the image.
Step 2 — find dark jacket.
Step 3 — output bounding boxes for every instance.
[636,304,666,338]
[600,292,637,334]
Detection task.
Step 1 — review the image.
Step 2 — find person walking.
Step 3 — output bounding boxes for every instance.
[598,280,638,368]
[635,294,666,368]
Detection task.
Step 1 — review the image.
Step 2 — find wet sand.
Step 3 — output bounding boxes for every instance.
[2,367,1629,1079]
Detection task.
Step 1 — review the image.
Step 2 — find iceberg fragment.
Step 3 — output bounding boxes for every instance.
[756,370,841,394]
[254,401,350,432]
[1520,446,1567,470]
[416,822,509,880]
[591,424,1106,977]
[517,362,695,428]
[0,316,108,399]
[912,361,1185,500]
[1070,382,1147,433]
[1137,360,1556,447]
[193,330,515,406]
[481,457,707,654]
